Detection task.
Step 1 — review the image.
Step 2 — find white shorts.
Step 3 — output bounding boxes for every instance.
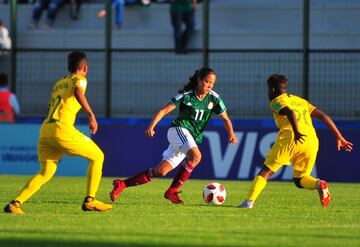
[162,126,198,168]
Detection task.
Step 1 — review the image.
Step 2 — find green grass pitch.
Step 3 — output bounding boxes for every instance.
[1,175,360,247]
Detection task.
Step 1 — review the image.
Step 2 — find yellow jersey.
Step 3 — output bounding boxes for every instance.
[40,74,87,138]
[270,93,317,137]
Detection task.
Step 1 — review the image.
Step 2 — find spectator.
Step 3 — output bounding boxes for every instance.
[69,0,82,20]
[127,0,152,6]
[97,0,152,30]
[97,0,125,30]
[170,0,197,54]
[0,20,11,50]
[3,1,31,3]
[0,73,20,123]
[29,0,65,29]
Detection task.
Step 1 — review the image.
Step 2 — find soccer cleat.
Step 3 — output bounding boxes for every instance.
[4,200,25,214]
[316,180,331,207]
[164,190,184,204]
[110,179,126,202]
[82,197,112,211]
[238,200,254,209]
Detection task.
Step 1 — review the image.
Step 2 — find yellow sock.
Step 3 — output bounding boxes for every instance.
[300,176,318,190]
[15,160,57,204]
[248,175,267,202]
[86,160,103,198]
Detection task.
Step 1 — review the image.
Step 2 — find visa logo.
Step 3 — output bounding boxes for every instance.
[203,131,317,180]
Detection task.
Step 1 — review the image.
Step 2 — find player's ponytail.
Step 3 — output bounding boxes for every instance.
[178,67,216,93]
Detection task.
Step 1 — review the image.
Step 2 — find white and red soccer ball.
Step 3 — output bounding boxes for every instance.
[203,182,226,205]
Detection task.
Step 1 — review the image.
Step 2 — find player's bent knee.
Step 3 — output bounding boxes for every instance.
[193,156,202,166]
[38,161,57,181]
[293,177,304,189]
[188,153,202,166]
[38,169,56,183]
[97,150,105,163]
[89,148,104,163]
[187,147,202,165]
[153,167,168,177]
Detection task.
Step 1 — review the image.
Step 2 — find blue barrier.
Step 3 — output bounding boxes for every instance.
[93,121,359,183]
[0,124,89,176]
[1,119,358,182]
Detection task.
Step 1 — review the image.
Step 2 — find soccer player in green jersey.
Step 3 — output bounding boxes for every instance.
[110,67,238,204]
[4,51,112,214]
[239,74,353,209]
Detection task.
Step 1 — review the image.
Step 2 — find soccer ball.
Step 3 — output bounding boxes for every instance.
[203,182,226,205]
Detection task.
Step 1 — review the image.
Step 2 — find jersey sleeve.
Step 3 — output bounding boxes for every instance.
[270,97,287,114]
[9,94,20,115]
[308,101,316,114]
[170,93,184,108]
[74,77,87,92]
[213,97,227,115]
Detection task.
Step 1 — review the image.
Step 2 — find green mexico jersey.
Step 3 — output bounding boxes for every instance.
[170,90,227,144]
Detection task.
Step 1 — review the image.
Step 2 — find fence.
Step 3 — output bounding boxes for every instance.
[2,48,358,119]
[1,0,359,119]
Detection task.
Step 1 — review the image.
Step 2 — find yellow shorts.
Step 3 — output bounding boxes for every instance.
[264,134,319,178]
[38,128,103,163]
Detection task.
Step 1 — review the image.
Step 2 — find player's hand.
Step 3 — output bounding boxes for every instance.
[294,131,306,144]
[89,114,98,135]
[229,134,238,144]
[145,128,155,138]
[337,137,353,152]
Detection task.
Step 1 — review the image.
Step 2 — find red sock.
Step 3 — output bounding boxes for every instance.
[124,169,154,187]
[168,162,194,191]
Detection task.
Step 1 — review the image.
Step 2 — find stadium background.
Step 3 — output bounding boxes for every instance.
[0,0,359,182]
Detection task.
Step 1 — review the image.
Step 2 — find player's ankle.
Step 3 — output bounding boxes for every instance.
[11,200,21,206]
[167,187,178,193]
[84,196,95,203]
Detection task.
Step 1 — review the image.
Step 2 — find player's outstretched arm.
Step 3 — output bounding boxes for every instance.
[311,108,353,152]
[74,87,98,135]
[279,106,306,144]
[145,102,176,138]
[219,111,237,144]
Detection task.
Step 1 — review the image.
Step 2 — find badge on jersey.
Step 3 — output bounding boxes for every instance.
[273,102,282,111]
[207,102,214,110]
